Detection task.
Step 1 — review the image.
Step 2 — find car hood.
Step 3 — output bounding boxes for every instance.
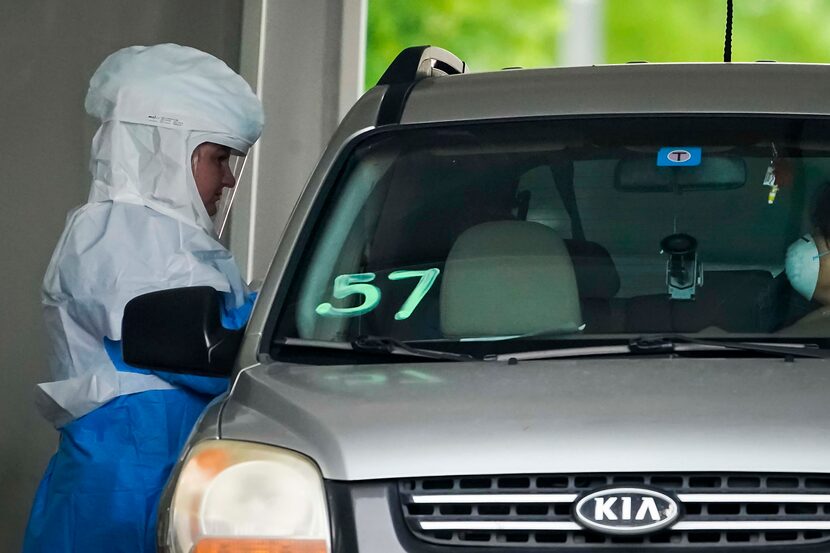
[219,356,830,480]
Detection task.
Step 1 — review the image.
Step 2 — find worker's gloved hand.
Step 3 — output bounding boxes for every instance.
[221,291,257,330]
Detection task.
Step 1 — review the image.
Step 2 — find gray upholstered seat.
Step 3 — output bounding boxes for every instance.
[441,220,583,338]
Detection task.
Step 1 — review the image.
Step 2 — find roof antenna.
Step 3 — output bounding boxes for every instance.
[723,0,733,62]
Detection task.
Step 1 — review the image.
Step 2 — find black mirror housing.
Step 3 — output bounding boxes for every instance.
[122,286,243,376]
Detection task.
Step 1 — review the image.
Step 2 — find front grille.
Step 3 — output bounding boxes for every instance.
[399,473,830,548]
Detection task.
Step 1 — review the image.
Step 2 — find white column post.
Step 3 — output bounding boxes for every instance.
[232,0,367,282]
[339,0,368,121]
[559,0,605,67]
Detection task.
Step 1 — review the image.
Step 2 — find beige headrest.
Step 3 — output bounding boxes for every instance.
[440,221,583,338]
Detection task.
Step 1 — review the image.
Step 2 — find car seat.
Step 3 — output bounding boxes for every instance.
[625,270,778,333]
[564,239,625,333]
[440,220,583,338]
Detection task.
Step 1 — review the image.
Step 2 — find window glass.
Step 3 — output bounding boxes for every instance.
[274,117,830,348]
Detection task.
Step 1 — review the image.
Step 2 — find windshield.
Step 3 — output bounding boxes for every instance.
[272,116,830,355]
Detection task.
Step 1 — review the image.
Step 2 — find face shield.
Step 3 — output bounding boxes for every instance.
[213,152,248,239]
[189,132,252,239]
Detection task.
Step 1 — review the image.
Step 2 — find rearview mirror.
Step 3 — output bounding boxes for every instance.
[122,286,243,376]
[615,155,746,192]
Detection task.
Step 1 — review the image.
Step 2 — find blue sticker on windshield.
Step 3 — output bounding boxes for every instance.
[657,147,701,167]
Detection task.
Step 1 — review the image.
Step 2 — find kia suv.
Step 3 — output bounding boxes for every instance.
[124,46,830,553]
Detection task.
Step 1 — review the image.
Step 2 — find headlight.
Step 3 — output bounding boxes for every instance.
[166,440,331,553]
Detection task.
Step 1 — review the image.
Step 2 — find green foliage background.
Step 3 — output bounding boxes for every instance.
[366,0,830,89]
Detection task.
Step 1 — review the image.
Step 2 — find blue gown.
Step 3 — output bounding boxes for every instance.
[22,293,254,553]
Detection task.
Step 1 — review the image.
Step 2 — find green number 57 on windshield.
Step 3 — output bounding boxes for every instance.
[315,268,440,320]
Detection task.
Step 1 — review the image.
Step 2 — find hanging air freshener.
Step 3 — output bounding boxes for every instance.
[763,143,779,204]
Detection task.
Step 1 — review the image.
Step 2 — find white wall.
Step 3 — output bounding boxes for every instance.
[0,2,242,549]
[231,0,367,281]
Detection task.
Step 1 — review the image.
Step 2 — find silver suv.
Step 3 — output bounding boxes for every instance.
[123,46,830,552]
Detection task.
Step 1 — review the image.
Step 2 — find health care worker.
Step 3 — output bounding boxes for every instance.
[781,185,830,333]
[781,232,830,333]
[23,44,263,552]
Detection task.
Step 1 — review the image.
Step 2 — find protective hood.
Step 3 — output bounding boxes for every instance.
[37,44,261,427]
[84,43,264,234]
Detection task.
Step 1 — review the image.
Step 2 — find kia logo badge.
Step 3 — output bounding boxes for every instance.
[574,487,680,535]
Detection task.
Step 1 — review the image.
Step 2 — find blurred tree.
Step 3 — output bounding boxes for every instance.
[366,0,830,89]
[365,0,564,88]
[730,0,830,63]
[606,0,830,63]
[605,0,726,63]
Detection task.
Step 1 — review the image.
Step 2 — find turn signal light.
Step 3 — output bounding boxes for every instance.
[194,538,328,553]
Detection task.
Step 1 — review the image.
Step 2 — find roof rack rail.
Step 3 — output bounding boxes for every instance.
[377,46,467,86]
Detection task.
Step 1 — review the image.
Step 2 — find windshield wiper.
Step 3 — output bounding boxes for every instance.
[278,336,473,362]
[485,334,828,362]
[353,336,474,361]
[630,335,828,358]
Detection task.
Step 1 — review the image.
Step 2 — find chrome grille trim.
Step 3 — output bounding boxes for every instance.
[678,493,830,503]
[419,521,830,532]
[401,473,830,548]
[409,492,830,504]
[410,493,579,504]
[673,521,830,531]
[421,521,583,531]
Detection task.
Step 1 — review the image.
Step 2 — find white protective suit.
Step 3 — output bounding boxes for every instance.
[35,44,264,427]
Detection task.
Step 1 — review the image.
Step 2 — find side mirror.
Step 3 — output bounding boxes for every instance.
[122,286,243,376]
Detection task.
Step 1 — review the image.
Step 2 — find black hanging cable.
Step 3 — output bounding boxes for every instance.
[723,0,733,62]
